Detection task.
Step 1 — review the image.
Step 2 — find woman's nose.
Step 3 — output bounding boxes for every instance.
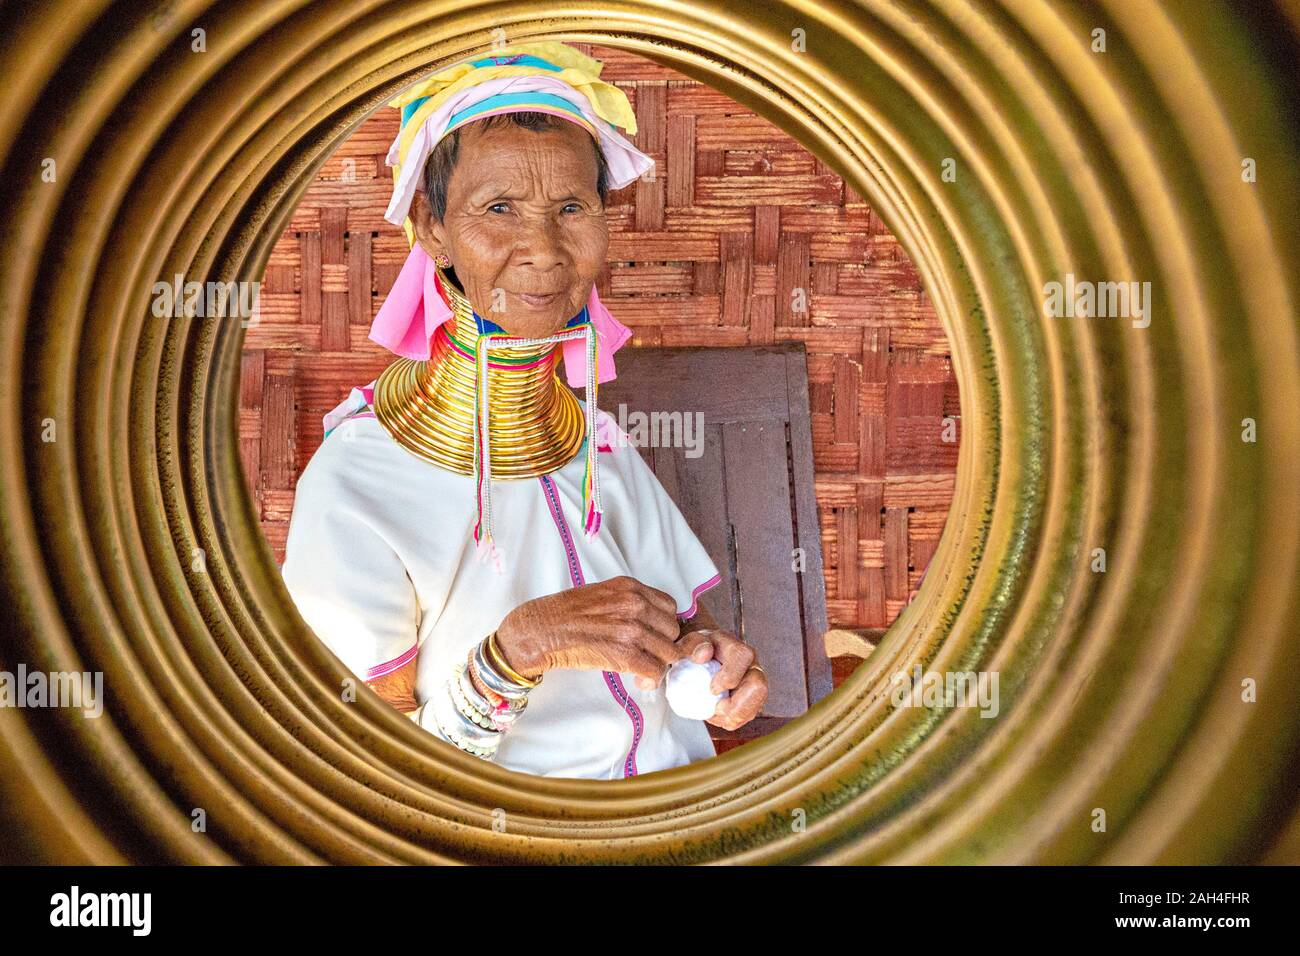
[514,215,567,269]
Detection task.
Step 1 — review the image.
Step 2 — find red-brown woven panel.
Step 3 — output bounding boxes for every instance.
[238,44,960,632]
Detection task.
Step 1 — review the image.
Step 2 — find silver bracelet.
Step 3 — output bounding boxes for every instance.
[452,662,525,732]
[458,656,526,719]
[431,673,501,756]
[450,667,498,732]
[432,716,497,757]
[472,639,534,701]
[458,663,526,732]
[456,660,496,717]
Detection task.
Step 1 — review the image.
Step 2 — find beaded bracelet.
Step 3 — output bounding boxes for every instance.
[431,633,540,758]
[430,680,500,757]
[450,663,500,733]
[464,647,529,731]
[463,675,525,733]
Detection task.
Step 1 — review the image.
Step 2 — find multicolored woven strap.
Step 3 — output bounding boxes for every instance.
[470,313,602,575]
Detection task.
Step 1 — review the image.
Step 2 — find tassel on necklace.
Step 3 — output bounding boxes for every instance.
[471,312,602,574]
[581,320,602,538]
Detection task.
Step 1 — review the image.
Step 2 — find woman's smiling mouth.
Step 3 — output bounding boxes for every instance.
[514,290,560,308]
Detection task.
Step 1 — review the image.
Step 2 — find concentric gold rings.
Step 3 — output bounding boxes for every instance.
[0,1,1296,864]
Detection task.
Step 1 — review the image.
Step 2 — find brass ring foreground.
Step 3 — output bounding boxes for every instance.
[1,1,1297,864]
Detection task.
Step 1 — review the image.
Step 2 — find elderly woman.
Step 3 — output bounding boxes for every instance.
[281,42,767,778]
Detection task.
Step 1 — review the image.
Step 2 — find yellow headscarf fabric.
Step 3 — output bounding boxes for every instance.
[389,41,638,173]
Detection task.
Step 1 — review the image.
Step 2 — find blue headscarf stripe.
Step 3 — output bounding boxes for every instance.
[445,91,590,132]
[401,97,427,128]
[399,53,565,130]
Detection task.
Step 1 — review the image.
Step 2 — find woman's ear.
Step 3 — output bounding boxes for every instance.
[409,189,446,262]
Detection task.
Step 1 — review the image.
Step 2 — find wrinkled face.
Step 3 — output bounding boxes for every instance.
[412,119,609,339]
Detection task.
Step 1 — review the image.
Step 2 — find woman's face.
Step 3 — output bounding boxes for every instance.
[413,119,610,339]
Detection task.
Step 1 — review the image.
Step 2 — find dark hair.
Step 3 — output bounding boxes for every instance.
[422,111,610,222]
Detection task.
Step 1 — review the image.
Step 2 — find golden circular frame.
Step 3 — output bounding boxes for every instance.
[1,0,1298,864]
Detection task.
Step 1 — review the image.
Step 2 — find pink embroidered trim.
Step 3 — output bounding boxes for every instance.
[602,671,643,778]
[539,476,584,591]
[365,643,418,680]
[678,573,722,620]
[537,474,645,778]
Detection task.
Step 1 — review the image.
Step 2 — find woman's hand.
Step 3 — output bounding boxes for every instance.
[494,576,689,688]
[674,628,768,730]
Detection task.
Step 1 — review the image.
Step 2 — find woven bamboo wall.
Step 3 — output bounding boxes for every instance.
[238,44,959,632]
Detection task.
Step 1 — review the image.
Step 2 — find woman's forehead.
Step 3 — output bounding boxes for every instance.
[453,123,601,192]
[459,121,595,163]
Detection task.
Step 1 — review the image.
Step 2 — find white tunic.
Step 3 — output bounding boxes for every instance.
[280,389,722,779]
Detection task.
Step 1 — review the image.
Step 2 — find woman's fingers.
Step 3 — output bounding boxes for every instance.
[598,577,680,643]
[708,668,768,730]
[593,620,684,689]
[619,649,673,688]
[638,598,683,643]
[623,577,679,618]
[674,630,716,663]
[708,632,756,694]
[623,619,686,664]
[671,630,768,730]
[635,630,713,688]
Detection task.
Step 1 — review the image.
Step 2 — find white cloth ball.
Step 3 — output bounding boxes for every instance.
[665,658,727,720]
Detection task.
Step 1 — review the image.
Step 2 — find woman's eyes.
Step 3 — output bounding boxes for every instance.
[488,202,583,214]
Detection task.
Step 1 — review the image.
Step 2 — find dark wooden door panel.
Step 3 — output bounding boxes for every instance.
[606,347,793,422]
[650,438,738,636]
[599,345,831,738]
[721,420,806,716]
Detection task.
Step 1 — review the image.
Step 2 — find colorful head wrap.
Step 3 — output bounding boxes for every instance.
[368,41,650,387]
